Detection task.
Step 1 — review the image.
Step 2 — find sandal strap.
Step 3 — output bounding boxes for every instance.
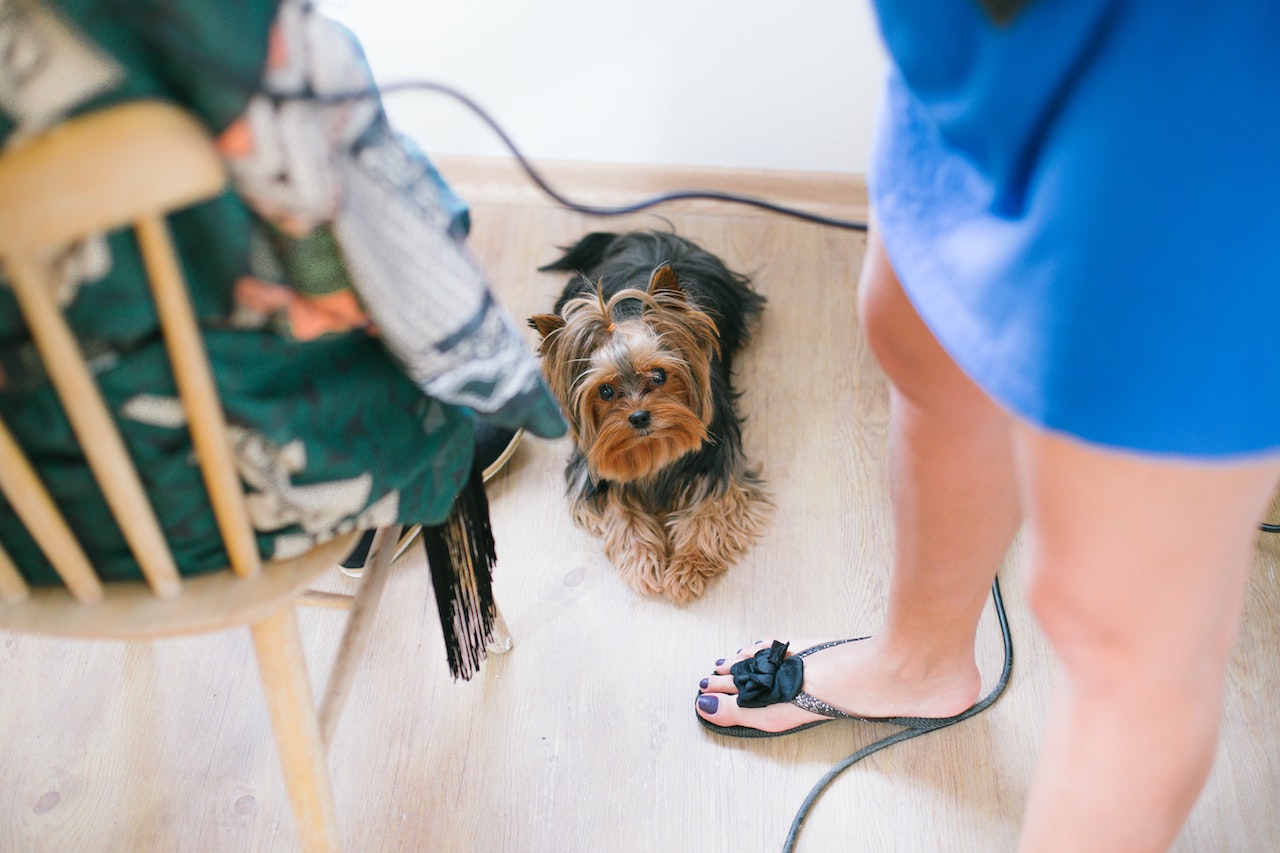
[793,637,867,660]
[789,636,871,718]
[791,690,856,718]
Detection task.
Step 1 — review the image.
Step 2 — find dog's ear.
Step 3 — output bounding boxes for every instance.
[647,264,686,301]
[528,313,565,339]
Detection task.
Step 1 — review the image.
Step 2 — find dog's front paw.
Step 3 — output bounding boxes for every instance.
[610,541,669,598]
[663,552,727,604]
[591,493,671,598]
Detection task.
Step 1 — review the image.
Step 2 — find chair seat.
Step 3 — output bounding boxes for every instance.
[0,530,359,641]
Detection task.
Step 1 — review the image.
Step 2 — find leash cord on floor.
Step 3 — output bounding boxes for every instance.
[782,576,1014,853]
[278,80,872,232]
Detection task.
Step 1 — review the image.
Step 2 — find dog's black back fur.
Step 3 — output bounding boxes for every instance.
[539,231,765,375]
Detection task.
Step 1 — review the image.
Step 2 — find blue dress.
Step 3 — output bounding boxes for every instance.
[869,0,1280,458]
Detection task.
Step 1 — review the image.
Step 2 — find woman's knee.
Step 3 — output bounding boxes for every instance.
[857,234,925,380]
[1021,552,1129,674]
[1024,553,1232,740]
[1017,428,1278,674]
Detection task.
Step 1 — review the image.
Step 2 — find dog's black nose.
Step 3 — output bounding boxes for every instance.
[628,410,651,429]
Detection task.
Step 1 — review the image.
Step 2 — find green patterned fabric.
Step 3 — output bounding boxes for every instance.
[1,329,475,585]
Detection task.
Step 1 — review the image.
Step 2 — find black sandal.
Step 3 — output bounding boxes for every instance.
[696,638,976,738]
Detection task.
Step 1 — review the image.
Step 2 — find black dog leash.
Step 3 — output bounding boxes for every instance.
[783,577,1013,852]
[259,79,873,233]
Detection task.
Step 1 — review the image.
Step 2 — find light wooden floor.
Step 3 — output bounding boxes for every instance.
[3,159,1279,853]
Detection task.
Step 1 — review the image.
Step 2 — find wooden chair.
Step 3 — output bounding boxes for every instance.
[0,101,401,852]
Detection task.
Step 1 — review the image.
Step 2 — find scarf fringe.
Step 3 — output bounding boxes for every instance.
[421,460,497,681]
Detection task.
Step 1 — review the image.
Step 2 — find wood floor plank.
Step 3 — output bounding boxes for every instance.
[0,158,1276,852]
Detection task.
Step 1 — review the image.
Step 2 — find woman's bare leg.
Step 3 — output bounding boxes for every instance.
[696,231,1022,730]
[1014,426,1280,852]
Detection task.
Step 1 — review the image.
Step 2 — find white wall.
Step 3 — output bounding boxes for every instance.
[326,1,887,175]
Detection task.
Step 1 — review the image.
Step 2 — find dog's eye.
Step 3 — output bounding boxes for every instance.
[650,368,666,386]
[598,383,615,401]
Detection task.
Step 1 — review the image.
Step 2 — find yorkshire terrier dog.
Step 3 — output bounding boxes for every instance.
[530,230,771,603]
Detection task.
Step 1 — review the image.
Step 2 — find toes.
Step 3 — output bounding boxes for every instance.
[702,638,778,681]
[697,642,769,696]
[695,691,748,727]
[694,690,825,734]
[699,673,737,694]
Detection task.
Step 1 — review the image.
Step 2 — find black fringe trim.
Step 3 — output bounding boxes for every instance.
[421,459,497,681]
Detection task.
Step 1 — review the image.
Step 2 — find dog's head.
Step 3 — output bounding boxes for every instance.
[530,264,720,483]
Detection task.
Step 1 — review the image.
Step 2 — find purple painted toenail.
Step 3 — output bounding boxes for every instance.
[715,658,725,667]
[697,694,719,714]
[699,677,709,690]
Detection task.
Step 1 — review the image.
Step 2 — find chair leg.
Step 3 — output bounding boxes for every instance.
[250,606,342,853]
[391,524,421,565]
[319,525,400,749]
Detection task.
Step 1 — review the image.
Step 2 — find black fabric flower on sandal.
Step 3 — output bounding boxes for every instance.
[730,641,805,708]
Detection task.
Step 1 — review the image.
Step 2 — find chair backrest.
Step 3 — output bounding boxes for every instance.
[0,101,263,605]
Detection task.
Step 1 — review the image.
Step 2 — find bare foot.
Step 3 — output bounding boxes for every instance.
[695,635,981,733]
